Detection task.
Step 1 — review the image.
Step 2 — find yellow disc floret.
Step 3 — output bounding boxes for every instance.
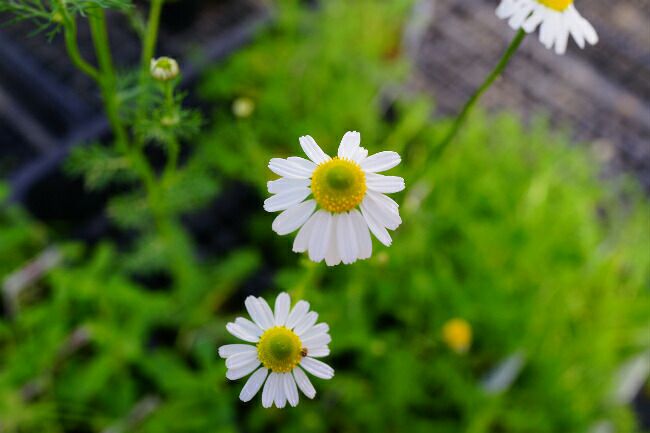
[257,326,303,373]
[538,0,572,12]
[311,157,367,213]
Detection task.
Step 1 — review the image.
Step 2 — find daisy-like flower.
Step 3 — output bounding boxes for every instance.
[218,293,334,408]
[496,0,598,55]
[264,131,404,266]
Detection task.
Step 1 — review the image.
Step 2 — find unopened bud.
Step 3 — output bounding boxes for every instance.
[150,57,179,82]
[232,97,255,118]
[51,11,65,24]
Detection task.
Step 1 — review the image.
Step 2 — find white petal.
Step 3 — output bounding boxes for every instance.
[218,344,256,359]
[293,367,316,399]
[577,10,597,45]
[325,214,342,266]
[367,190,399,214]
[299,135,330,164]
[366,173,405,194]
[567,10,585,49]
[269,158,313,179]
[275,377,287,408]
[360,151,401,173]
[257,297,276,328]
[508,2,533,29]
[239,368,268,402]
[245,296,274,330]
[350,209,372,260]
[263,188,311,212]
[302,333,332,349]
[272,200,316,235]
[274,292,291,326]
[522,8,544,33]
[267,178,311,194]
[226,319,261,343]
[496,0,515,19]
[262,372,278,408]
[539,10,554,49]
[554,13,569,55]
[308,211,333,263]
[337,211,359,265]
[293,311,318,336]
[361,194,401,231]
[226,358,260,380]
[299,322,329,339]
[361,204,392,246]
[226,350,259,369]
[300,357,335,380]
[307,346,330,358]
[283,373,300,407]
[286,300,310,329]
[338,131,361,159]
[288,156,317,173]
[351,146,368,163]
[235,317,263,337]
[293,211,320,253]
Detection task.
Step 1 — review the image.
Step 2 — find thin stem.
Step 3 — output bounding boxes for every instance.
[135,0,164,145]
[88,10,128,152]
[56,0,100,81]
[140,0,164,73]
[163,136,180,182]
[292,262,318,300]
[433,29,526,160]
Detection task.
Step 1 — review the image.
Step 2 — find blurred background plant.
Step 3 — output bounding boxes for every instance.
[0,0,649,432]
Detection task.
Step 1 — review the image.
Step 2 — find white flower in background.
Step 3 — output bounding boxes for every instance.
[264,131,404,266]
[496,0,598,55]
[150,56,180,81]
[219,293,334,408]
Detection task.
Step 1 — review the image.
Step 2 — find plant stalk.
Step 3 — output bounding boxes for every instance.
[433,29,526,160]
[56,0,100,81]
[88,10,129,152]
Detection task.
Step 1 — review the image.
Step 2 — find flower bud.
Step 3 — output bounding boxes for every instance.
[51,11,65,24]
[442,318,472,354]
[232,97,255,118]
[150,57,180,82]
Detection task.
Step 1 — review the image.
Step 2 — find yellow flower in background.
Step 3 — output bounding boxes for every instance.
[442,318,472,354]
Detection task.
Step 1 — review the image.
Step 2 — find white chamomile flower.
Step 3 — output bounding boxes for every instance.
[218,292,334,408]
[496,0,598,55]
[264,131,404,266]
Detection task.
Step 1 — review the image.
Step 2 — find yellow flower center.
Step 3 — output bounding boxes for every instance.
[538,0,573,12]
[257,326,303,373]
[311,157,366,213]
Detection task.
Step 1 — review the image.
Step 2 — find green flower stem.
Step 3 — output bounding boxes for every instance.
[433,29,526,160]
[56,0,100,81]
[163,136,180,183]
[135,0,165,147]
[141,0,164,74]
[292,261,319,301]
[88,10,128,153]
